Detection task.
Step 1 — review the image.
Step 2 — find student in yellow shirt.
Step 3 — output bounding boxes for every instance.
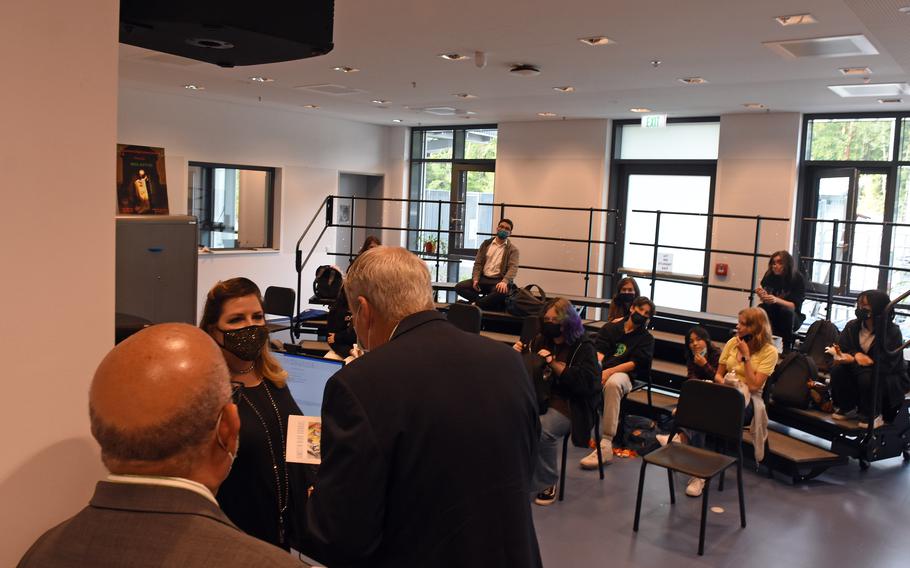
[716,307,779,396]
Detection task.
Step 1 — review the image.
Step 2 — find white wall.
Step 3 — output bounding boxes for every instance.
[495,120,610,297]
[118,88,391,314]
[708,112,802,314]
[0,1,118,565]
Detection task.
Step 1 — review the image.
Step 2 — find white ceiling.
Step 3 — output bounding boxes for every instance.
[118,0,910,126]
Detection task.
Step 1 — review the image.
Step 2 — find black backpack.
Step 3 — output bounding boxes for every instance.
[800,319,839,373]
[768,352,818,409]
[505,284,547,317]
[313,265,343,300]
[621,415,660,456]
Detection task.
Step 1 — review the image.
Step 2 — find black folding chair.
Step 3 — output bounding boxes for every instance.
[263,286,296,334]
[447,302,482,334]
[558,404,604,501]
[633,379,746,556]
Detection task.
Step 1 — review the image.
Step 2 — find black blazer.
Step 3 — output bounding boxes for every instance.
[303,311,542,568]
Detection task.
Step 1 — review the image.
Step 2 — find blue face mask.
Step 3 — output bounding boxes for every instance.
[497,229,510,239]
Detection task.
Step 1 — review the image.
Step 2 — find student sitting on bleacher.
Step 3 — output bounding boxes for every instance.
[580,297,655,469]
[714,307,779,464]
[686,325,721,382]
[655,325,723,497]
[514,298,600,506]
[606,276,640,322]
[755,250,805,351]
[830,290,909,429]
[454,218,519,310]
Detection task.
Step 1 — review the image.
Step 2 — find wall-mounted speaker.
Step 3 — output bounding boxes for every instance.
[120,1,334,67]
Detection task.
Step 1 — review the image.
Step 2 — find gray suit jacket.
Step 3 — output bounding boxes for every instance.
[18,481,305,568]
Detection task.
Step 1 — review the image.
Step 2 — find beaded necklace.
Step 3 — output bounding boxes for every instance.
[237,380,290,545]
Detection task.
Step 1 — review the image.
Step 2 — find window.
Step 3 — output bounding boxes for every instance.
[408,126,497,280]
[798,113,910,324]
[610,118,719,311]
[188,162,276,249]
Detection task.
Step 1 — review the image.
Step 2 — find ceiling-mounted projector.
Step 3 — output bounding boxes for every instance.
[119,1,335,68]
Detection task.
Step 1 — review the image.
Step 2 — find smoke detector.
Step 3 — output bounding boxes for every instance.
[510,64,541,77]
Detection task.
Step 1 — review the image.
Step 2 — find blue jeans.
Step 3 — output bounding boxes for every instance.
[533,407,571,490]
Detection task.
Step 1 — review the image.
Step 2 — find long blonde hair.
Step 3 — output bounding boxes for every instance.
[199,277,288,387]
[739,307,772,353]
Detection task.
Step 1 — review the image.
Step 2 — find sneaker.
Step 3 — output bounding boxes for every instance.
[686,477,706,497]
[534,485,557,506]
[580,439,612,469]
[832,408,858,420]
[858,415,884,429]
[656,433,672,447]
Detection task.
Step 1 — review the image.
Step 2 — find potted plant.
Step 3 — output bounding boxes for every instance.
[422,236,438,254]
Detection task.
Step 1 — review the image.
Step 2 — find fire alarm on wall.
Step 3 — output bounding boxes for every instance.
[715,263,728,277]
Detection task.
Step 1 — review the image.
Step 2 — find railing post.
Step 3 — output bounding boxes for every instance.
[584,208,594,297]
[749,216,762,307]
[826,219,839,321]
[436,199,443,283]
[348,197,356,265]
[650,211,661,303]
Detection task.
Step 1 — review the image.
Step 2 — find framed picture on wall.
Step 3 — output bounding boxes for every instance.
[116,144,170,215]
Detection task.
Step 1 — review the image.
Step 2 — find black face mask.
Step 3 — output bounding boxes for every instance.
[541,322,562,339]
[218,325,269,361]
[630,312,648,327]
[855,307,870,321]
[618,292,636,305]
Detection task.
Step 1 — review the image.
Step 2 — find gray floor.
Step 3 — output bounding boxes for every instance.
[532,444,910,568]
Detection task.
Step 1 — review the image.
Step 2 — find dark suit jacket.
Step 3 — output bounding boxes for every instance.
[304,310,542,568]
[18,481,304,568]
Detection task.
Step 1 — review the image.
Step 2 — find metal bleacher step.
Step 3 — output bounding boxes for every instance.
[651,359,688,378]
[743,428,847,482]
[480,330,519,344]
[626,388,678,412]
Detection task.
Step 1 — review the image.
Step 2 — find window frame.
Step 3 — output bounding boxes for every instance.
[608,117,720,310]
[188,161,277,251]
[796,112,910,305]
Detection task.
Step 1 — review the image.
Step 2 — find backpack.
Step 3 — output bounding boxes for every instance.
[621,415,660,456]
[768,352,818,409]
[800,319,839,373]
[313,265,343,300]
[521,350,551,415]
[505,284,547,317]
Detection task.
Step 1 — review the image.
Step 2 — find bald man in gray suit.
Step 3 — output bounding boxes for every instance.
[18,324,305,568]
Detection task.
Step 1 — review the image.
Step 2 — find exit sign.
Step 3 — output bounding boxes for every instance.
[641,114,667,128]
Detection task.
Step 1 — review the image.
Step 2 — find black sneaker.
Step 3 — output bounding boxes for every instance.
[534,485,557,506]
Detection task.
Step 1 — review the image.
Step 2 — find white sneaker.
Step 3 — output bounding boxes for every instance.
[858,415,884,429]
[686,477,705,497]
[580,440,612,469]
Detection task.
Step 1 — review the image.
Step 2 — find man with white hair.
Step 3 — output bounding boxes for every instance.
[18,324,304,567]
[303,246,542,568]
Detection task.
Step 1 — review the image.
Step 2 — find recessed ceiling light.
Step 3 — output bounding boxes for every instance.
[439,53,469,61]
[839,67,872,76]
[579,36,613,46]
[183,84,204,90]
[301,104,320,109]
[537,112,557,117]
[392,119,403,123]
[371,99,390,104]
[898,6,910,13]
[332,66,359,73]
[879,98,903,104]
[510,64,541,77]
[742,103,767,110]
[453,93,477,99]
[249,76,274,83]
[775,13,817,26]
[678,77,708,85]
[554,86,575,93]
[629,107,651,113]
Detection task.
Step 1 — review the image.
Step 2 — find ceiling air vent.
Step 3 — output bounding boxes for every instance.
[828,83,909,98]
[763,34,878,59]
[294,83,364,95]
